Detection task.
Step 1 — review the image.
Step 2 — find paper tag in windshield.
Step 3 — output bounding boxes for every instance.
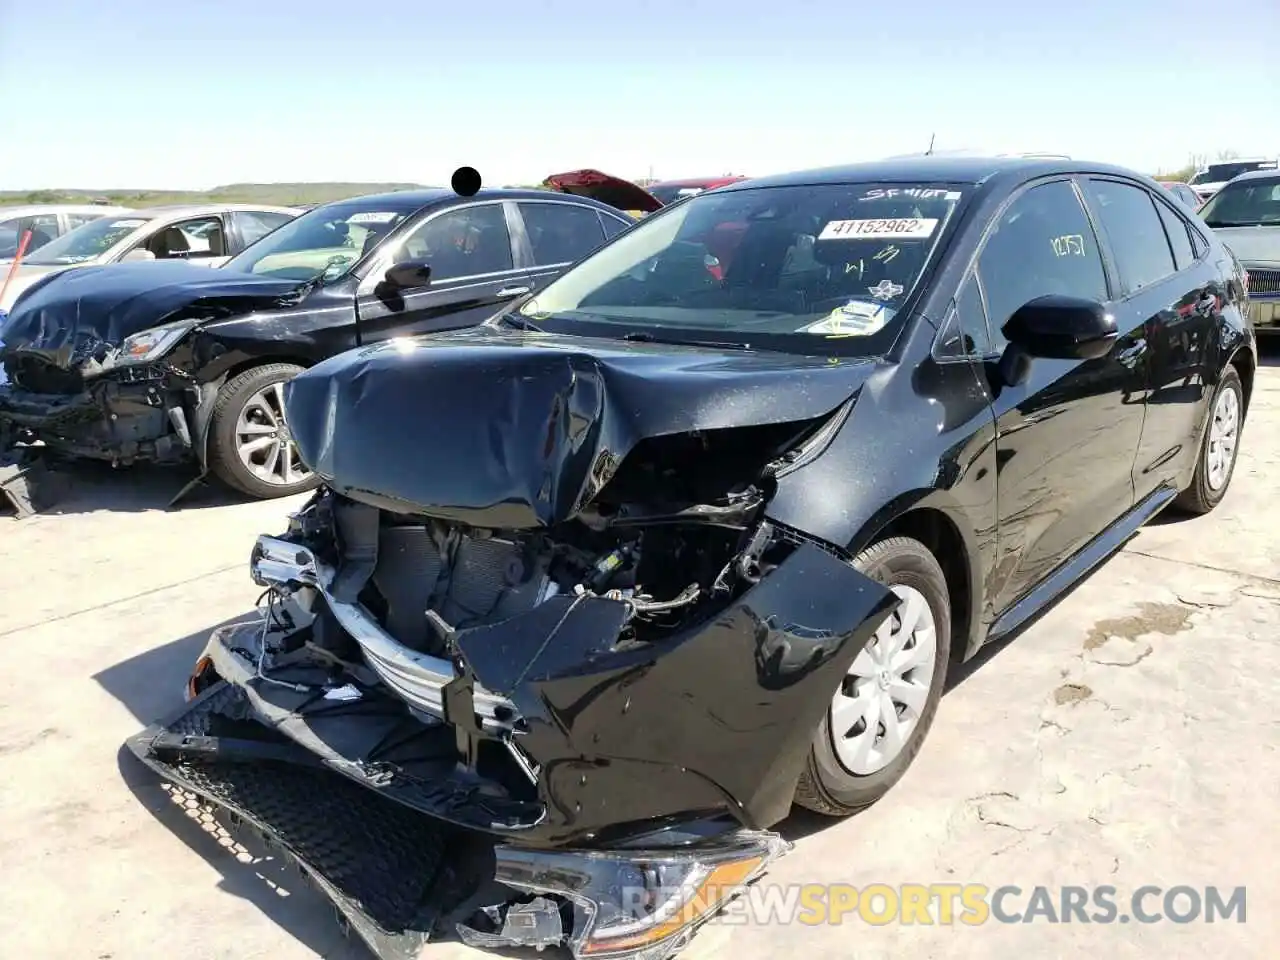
[801,300,890,337]
[347,211,398,224]
[819,218,938,241]
[115,219,148,229]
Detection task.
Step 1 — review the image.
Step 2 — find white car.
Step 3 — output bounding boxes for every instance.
[0,203,302,311]
[0,203,133,265]
[1188,158,1278,202]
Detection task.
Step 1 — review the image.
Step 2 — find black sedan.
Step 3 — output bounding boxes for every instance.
[129,156,1255,960]
[0,187,634,499]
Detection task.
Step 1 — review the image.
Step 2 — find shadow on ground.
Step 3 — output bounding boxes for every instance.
[0,458,249,519]
[98,614,369,959]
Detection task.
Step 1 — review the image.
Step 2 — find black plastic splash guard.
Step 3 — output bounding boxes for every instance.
[125,683,489,960]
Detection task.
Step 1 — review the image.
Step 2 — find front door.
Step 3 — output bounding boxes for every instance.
[975,177,1148,614]
[355,201,537,344]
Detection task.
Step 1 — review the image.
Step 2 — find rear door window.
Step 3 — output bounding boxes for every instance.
[1082,179,1176,295]
[518,201,607,266]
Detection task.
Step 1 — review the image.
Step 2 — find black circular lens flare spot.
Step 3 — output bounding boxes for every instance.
[451,166,482,197]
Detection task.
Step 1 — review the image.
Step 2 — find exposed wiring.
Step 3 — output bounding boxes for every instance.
[253,588,313,693]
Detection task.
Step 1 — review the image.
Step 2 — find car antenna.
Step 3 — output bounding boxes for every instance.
[925,133,936,156]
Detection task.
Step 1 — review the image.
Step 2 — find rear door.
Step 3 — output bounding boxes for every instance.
[513,198,630,292]
[1078,177,1222,501]
[977,177,1147,614]
[354,200,537,344]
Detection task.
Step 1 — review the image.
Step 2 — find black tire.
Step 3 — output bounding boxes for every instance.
[794,535,952,817]
[1174,365,1244,516]
[206,362,320,500]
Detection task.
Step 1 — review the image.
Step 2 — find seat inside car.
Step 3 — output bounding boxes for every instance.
[206,223,227,257]
[150,226,192,259]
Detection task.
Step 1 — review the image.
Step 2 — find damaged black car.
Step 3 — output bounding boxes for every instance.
[0,185,636,502]
[128,156,1255,960]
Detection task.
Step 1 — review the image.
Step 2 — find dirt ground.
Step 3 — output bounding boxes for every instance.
[1,356,1277,960]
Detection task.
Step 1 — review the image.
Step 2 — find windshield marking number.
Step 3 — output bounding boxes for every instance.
[819,218,938,240]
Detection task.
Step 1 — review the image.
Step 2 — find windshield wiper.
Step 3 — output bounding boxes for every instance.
[498,313,544,332]
[621,330,751,350]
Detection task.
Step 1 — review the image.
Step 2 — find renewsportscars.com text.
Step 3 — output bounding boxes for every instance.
[635,883,1247,926]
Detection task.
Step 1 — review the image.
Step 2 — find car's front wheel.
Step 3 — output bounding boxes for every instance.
[794,535,951,817]
[206,362,321,500]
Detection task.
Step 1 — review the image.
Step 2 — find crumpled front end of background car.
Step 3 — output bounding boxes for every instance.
[0,262,299,464]
[126,328,899,960]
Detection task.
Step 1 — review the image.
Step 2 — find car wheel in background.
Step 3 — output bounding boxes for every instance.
[206,362,320,500]
[1175,365,1244,516]
[794,535,952,817]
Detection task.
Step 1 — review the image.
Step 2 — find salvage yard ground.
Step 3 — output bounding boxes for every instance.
[1,354,1278,960]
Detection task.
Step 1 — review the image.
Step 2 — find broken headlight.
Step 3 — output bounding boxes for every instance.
[116,318,198,365]
[477,831,791,959]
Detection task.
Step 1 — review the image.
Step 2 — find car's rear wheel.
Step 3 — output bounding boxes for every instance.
[1174,365,1243,516]
[794,535,951,817]
[206,362,320,500]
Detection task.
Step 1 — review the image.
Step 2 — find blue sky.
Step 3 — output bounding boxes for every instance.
[1,0,1277,190]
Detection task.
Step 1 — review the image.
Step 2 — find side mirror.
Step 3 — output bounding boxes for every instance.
[121,248,156,263]
[383,259,432,291]
[1001,295,1117,361]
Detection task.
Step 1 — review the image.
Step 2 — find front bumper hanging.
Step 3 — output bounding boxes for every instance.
[128,679,791,960]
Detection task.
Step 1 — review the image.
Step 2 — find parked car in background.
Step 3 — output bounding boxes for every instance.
[0,204,302,311]
[0,186,635,499]
[126,155,1255,960]
[1188,158,1277,202]
[1161,180,1204,210]
[645,175,748,205]
[0,203,133,264]
[1198,168,1280,332]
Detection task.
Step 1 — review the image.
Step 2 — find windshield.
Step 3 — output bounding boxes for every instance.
[1199,177,1280,228]
[517,182,965,355]
[1190,161,1276,185]
[23,216,152,265]
[223,197,423,280]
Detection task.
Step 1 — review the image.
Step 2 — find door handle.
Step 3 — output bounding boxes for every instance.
[497,285,531,297]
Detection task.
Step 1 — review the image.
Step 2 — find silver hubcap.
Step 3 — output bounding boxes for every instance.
[235,382,310,487]
[1205,386,1239,492]
[831,584,938,776]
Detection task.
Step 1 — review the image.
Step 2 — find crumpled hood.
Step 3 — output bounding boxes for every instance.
[1212,226,1280,267]
[0,261,305,370]
[285,325,875,528]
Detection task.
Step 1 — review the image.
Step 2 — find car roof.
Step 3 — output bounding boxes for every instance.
[0,203,134,217]
[135,203,305,217]
[316,187,630,208]
[712,155,1152,194]
[1226,168,1280,184]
